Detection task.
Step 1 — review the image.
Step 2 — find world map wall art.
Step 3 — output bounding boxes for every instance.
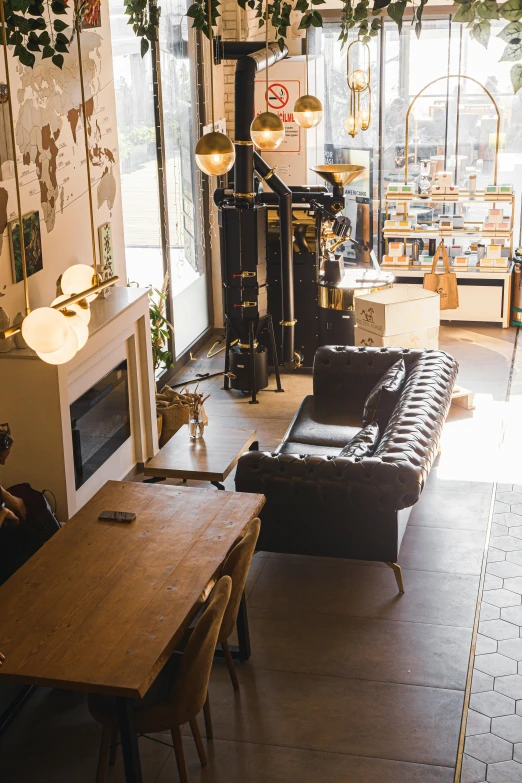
[9,211,43,284]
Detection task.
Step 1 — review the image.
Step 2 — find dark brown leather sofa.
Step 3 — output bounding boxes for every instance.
[235,345,458,591]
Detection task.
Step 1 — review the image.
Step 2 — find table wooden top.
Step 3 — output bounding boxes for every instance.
[144,426,257,481]
[0,481,264,698]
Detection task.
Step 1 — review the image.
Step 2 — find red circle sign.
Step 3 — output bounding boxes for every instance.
[267,83,289,109]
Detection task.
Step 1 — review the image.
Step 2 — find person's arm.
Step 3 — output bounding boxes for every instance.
[0,652,5,666]
[1,487,26,519]
[0,501,18,528]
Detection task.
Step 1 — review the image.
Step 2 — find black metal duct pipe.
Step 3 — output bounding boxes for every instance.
[233,42,287,205]
[254,151,295,369]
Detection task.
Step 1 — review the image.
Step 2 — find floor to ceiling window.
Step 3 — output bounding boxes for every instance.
[109,0,209,364]
[321,14,522,244]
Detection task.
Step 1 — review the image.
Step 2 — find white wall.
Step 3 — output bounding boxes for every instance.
[0,0,125,322]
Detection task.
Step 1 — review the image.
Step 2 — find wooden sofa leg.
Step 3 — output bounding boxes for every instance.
[385,562,405,594]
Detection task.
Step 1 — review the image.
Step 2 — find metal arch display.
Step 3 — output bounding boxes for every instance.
[404,74,501,185]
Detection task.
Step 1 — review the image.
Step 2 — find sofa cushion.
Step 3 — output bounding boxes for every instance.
[283,395,363,448]
[362,359,406,428]
[275,441,343,457]
[339,422,380,459]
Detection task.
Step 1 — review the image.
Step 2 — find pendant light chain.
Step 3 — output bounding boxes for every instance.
[265,0,269,113]
[207,0,215,130]
[305,28,308,96]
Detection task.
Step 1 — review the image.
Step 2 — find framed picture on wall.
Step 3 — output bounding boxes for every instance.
[9,211,43,284]
[82,0,101,29]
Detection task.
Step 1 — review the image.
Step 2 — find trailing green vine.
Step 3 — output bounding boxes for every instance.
[3,0,73,69]
[123,0,161,57]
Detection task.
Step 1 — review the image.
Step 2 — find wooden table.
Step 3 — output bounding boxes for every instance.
[0,480,264,783]
[144,425,257,489]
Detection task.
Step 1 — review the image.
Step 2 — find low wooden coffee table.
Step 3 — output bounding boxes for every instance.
[144,425,258,489]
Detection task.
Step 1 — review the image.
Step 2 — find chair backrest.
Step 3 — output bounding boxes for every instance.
[218,517,261,643]
[172,575,232,725]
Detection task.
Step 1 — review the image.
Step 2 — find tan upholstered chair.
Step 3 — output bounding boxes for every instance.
[88,575,232,783]
[218,517,261,691]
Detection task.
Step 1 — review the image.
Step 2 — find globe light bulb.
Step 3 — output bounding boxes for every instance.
[21,307,70,354]
[250,111,285,151]
[52,294,91,325]
[195,131,236,176]
[61,264,98,302]
[344,114,361,138]
[348,69,368,92]
[294,95,323,129]
[37,324,78,365]
[51,297,89,350]
[359,108,371,131]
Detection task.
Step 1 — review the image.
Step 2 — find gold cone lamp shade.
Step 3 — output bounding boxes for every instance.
[251,111,285,150]
[311,164,366,188]
[294,94,323,129]
[195,131,235,176]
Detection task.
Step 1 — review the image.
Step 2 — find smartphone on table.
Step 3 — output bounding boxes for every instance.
[98,510,136,523]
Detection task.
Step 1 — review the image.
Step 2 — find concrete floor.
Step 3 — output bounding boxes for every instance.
[0,324,519,783]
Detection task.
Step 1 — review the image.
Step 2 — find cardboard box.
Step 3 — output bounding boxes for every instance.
[487,244,502,259]
[449,245,462,257]
[483,223,496,231]
[488,209,503,223]
[499,184,513,194]
[486,185,499,194]
[400,184,415,194]
[453,256,468,266]
[354,324,439,350]
[389,241,404,257]
[497,222,510,231]
[493,258,509,268]
[420,255,434,265]
[354,285,440,337]
[452,216,464,229]
[439,219,453,231]
[384,220,398,230]
[387,185,400,194]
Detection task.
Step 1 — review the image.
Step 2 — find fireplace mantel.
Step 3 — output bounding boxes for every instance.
[0,287,158,520]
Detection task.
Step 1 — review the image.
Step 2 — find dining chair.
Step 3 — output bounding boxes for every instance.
[88,574,232,783]
[218,516,261,691]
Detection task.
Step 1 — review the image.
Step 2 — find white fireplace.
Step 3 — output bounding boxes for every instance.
[0,287,158,520]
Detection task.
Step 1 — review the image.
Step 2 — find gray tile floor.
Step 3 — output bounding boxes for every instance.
[461,334,522,783]
[0,324,518,783]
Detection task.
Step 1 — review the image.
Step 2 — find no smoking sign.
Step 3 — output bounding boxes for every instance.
[267,83,289,109]
[254,78,301,153]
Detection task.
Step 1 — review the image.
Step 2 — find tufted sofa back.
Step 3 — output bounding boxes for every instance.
[313,345,425,410]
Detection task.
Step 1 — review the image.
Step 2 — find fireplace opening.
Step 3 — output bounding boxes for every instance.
[70,360,131,489]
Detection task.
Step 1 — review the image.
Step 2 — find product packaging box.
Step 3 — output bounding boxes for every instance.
[487,244,502,259]
[439,219,453,231]
[389,241,404,257]
[354,324,439,349]
[453,256,468,266]
[355,285,440,337]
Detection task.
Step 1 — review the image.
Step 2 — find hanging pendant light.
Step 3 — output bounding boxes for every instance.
[294,29,322,129]
[21,307,70,354]
[346,39,372,137]
[37,324,79,365]
[195,0,235,176]
[51,295,90,350]
[250,0,285,150]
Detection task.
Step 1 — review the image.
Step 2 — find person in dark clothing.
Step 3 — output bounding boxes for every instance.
[0,424,26,524]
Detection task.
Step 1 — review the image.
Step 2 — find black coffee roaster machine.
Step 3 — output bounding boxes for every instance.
[213,38,392,402]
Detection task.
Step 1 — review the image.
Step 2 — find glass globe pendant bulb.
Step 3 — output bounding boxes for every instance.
[51,297,89,350]
[61,264,98,302]
[250,111,285,151]
[52,294,91,325]
[348,69,368,92]
[344,114,361,138]
[37,324,78,365]
[195,131,235,176]
[294,95,323,129]
[21,307,70,353]
[359,108,371,131]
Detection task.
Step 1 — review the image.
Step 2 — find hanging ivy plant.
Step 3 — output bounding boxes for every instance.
[123,0,161,57]
[3,0,74,69]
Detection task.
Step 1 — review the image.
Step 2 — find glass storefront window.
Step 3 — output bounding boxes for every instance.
[159,0,209,355]
[321,16,522,245]
[109,0,209,364]
[109,0,164,292]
